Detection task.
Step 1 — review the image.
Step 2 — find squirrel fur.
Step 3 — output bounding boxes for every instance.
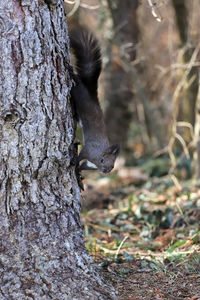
[69,28,120,173]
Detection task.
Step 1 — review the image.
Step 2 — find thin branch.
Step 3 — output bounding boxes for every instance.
[176,121,194,138]
[115,236,129,260]
[170,174,182,191]
[80,3,100,10]
[65,0,75,3]
[66,0,80,16]
[65,0,100,11]
[175,198,190,226]
[167,43,200,172]
[168,137,176,171]
[173,43,200,120]
[152,60,200,92]
[175,133,190,159]
[147,0,163,22]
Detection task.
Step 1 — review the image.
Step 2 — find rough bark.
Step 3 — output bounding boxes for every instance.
[104,0,139,150]
[0,1,116,299]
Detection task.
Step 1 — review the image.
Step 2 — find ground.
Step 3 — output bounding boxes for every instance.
[105,259,200,299]
[80,162,200,300]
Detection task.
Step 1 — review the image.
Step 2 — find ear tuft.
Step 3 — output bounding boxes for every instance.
[107,144,120,156]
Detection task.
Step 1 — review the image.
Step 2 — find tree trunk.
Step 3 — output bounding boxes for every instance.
[0,1,116,299]
[172,0,199,138]
[193,76,200,178]
[104,0,139,151]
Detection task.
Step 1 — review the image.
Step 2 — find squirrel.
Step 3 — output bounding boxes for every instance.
[69,28,120,173]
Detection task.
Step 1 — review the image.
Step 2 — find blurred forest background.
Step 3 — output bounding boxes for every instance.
[65,1,200,298]
[66,0,200,180]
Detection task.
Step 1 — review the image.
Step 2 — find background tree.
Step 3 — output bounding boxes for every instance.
[0,1,116,299]
[104,0,139,151]
[52,3,200,298]
[172,0,199,140]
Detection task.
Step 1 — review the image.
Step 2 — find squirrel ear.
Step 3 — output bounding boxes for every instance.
[107,144,120,156]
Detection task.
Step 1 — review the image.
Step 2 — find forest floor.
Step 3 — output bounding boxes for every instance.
[80,160,200,300]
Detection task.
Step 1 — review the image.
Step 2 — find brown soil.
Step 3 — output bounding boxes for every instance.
[103,260,200,300]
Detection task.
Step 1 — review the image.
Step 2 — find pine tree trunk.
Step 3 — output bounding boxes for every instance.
[0,1,116,299]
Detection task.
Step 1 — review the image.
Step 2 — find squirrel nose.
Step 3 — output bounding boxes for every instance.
[102,166,113,174]
[102,168,108,174]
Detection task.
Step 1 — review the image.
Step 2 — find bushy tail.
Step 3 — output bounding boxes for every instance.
[69,27,102,96]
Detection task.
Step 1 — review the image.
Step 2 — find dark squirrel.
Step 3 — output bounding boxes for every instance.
[69,28,120,173]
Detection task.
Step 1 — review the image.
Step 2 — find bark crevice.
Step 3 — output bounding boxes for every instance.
[0,1,116,299]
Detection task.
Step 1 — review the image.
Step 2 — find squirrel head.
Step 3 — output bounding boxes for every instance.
[98,144,120,173]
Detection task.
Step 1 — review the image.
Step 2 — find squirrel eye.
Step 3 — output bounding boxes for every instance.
[100,158,104,163]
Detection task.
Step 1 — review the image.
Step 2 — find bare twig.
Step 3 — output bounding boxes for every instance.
[175,198,190,226]
[170,174,182,191]
[66,0,80,16]
[176,121,194,138]
[172,44,200,120]
[175,133,190,159]
[65,0,100,12]
[147,0,163,22]
[65,0,75,3]
[115,236,129,260]
[79,3,100,10]
[152,60,200,94]
[167,43,200,172]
